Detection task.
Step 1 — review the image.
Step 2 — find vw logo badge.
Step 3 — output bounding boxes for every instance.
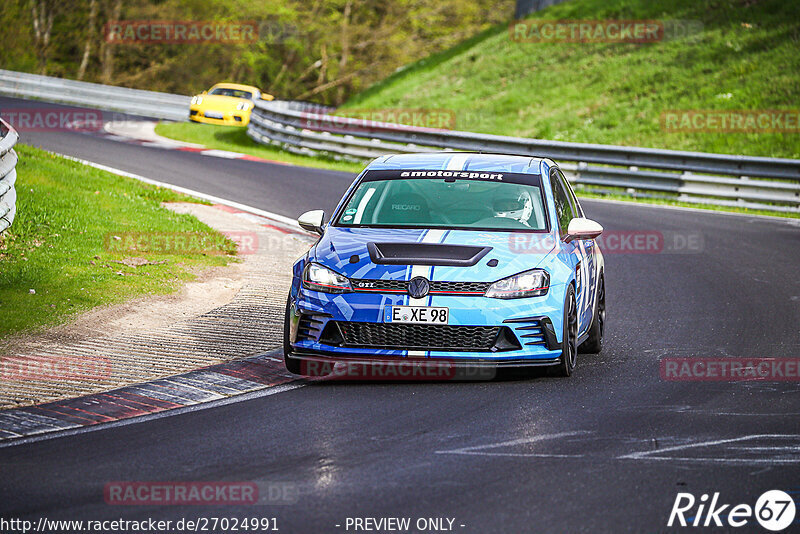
[407,277,430,299]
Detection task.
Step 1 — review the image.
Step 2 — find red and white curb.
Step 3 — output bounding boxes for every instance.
[0,351,304,444]
[101,119,294,166]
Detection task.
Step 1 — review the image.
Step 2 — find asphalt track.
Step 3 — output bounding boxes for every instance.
[2,96,800,533]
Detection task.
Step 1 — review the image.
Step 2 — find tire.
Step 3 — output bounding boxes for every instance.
[551,285,577,377]
[579,275,605,354]
[283,295,303,374]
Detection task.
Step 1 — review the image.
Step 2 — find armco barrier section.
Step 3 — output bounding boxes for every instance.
[0,118,19,234]
[0,69,189,121]
[248,100,800,213]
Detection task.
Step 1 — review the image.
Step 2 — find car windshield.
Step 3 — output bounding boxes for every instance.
[336,177,548,231]
[209,87,253,99]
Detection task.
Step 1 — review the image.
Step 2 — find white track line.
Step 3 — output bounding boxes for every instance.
[435,431,590,457]
[618,434,800,464]
[54,152,303,229]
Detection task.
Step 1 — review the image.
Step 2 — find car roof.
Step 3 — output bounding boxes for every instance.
[209,83,260,92]
[367,152,546,175]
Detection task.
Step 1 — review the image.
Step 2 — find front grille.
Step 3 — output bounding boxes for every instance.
[330,322,506,352]
[430,281,491,294]
[351,278,491,295]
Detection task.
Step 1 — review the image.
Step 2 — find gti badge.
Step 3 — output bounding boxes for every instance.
[407,277,430,298]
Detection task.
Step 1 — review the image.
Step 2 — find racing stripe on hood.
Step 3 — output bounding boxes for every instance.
[406,229,448,357]
[405,154,470,357]
[444,153,471,171]
[408,229,447,305]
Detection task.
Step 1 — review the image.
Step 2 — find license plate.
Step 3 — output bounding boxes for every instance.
[204,111,224,119]
[385,306,449,324]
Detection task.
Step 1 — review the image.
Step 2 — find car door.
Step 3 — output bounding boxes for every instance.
[551,169,592,335]
[559,169,598,329]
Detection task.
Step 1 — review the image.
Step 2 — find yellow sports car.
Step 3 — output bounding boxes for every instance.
[189,83,274,126]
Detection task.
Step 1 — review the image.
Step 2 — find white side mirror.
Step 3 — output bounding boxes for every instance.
[298,210,325,235]
[565,217,603,242]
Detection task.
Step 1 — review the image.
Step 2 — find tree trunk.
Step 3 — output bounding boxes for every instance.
[30,0,56,75]
[100,0,123,84]
[296,71,358,100]
[317,43,328,86]
[335,0,352,105]
[77,0,98,80]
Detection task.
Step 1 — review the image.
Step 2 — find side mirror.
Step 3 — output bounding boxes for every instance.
[261,93,275,101]
[565,217,603,242]
[298,210,325,235]
[201,91,207,95]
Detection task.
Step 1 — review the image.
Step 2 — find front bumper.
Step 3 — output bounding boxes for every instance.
[288,286,567,364]
[189,107,250,126]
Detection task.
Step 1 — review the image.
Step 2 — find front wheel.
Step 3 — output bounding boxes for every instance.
[551,285,577,377]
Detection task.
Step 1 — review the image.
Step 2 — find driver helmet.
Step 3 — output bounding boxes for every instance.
[492,187,534,226]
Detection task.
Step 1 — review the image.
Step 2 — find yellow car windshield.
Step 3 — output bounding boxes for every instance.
[209,88,253,99]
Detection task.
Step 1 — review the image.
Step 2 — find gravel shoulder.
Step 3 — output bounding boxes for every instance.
[0,202,313,409]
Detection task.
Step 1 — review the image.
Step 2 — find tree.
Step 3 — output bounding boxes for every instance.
[77,0,98,80]
[30,0,59,74]
[100,0,123,83]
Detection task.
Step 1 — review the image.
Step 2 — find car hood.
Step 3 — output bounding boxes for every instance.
[311,227,557,282]
[194,94,249,111]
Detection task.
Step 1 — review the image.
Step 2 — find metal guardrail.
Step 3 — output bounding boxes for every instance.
[0,70,797,212]
[0,69,189,121]
[0,118,19,234]
[248,100,800,213]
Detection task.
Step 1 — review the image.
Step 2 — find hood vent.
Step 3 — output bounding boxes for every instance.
[367,242,492,267]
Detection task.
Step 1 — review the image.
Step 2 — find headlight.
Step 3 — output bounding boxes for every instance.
[302,263,352,293]
[191,96,203,105]
[484,269,549,299]
[236,102,251,111]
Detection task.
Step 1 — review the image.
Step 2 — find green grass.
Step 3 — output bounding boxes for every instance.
[342,0,800,159]
[0,145,237,340]
[154,122,365,174]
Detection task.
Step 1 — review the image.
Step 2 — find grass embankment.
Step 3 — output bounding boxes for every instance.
[343,0,800,159]
[155,0,799,218]
[0,145,237,339]
[154,122,364,174]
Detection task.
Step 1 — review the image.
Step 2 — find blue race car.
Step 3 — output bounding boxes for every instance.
[284,153,605,377]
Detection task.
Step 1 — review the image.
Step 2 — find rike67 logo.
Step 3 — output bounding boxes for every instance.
[668,490,796,531]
